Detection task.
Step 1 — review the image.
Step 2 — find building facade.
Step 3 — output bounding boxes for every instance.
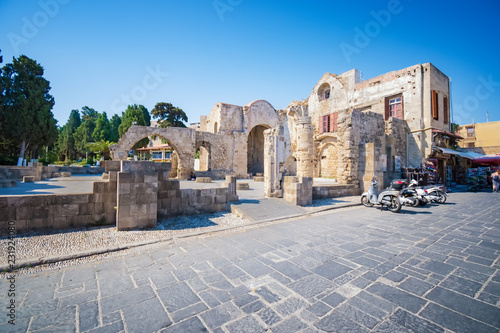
[456,121,500,154]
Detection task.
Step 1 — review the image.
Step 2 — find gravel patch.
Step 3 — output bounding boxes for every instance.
[0,212,249,268]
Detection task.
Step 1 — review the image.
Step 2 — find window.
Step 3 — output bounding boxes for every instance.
[467,142,475,148]
[318,112,338,133]
[467,127,475,138]
[165,152,172,159]
[318,83,332,102]
[385,95,403,120]
[152,151,162,160]
[432,90,439,120]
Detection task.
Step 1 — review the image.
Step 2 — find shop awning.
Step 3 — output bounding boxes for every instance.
[472,155,500,166]
[433,147,484,160]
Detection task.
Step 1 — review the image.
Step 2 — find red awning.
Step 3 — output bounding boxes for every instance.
[432,129,463,140]
[472,155,500,166]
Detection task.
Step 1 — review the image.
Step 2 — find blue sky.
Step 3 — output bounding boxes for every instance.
[1,0,499,127]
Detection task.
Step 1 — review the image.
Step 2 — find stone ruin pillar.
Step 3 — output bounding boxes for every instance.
[296,116,314,179]
[264,128,283,198]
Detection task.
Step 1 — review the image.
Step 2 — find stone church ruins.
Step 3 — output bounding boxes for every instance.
[0,62,456,235]
[111,62,453,199]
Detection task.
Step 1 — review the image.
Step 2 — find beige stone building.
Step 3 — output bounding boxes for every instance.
[111,62,453,194]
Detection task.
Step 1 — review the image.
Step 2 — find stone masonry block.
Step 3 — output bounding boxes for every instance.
[79,203,95,215]
[60,204,80,216]
[118,172,133,183]
[16,206,33,220]
[117,205,130,219]
[144,172,158,183]
[170,181,180,190]
[215,195,227,204]
[23,176,35,183]
[118,183,131,195]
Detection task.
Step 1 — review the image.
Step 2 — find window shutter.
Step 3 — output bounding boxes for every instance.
[432,90,438,120]
[319,116,323,134]
[329,113,334,132]
[384,97,390,121]
[443,96,449,124]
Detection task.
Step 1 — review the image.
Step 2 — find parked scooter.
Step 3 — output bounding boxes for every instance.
[361,177,402,212]
[387,179,420,207]
[407,180,448,204]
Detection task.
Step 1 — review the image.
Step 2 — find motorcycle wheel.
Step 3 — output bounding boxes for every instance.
[411,198,420,207]
[386,196,402,213]
[419,198,428,206]
[361,196,373,207]
[436,192,447,204]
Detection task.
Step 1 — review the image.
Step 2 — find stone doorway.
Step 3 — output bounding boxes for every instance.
[247,125,268,175]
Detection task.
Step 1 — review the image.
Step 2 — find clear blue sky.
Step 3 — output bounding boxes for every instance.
[1,0,499,127]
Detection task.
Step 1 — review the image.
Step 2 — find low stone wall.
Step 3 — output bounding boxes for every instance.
[194,170,231,180]
[0,164,43,181]
[283,176,312,206]
[313,184,360,199]
[0,177,117,236]
[158,175,238,218]
[1,161,239,235]
[43,165,105,177]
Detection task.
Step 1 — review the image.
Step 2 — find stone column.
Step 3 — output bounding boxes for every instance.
[296,116,314,179]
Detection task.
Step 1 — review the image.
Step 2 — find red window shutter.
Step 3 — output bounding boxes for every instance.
[333,112,338,131]
[443,96,449,124]
[384,98,390,121]
[319,116,323,134]
[432,90,438,120]
[329,113,334,132]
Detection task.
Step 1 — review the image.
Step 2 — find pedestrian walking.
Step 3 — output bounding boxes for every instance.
[492,169,500,193]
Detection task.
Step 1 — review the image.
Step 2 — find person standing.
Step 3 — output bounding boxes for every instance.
[492,169,500,193]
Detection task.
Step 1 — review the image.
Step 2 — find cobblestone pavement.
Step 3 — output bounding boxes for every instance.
[1,191,499,332]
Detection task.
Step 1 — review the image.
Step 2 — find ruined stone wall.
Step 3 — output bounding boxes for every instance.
[203,103,244,134]
[0,170,117,236]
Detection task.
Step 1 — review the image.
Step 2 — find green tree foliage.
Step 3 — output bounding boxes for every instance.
[0,55,58,164]
[92,111,111,142]
[109,114,121,143]
[86,140,112,160]
[118,104,150,149]
[151,102,188,128]
[451,122,460,134]
[73,106,99,157]
[56,109,81,161]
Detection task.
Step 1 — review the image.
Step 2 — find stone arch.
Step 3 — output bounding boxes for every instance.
[110,126,195,179]
[244,100,280,135]
[195,140,211,171]
[247,124,271,175]
[318,82,331,102]
[318,142,339,179]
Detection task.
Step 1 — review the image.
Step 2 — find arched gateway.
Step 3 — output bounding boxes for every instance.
[110,126,196,179]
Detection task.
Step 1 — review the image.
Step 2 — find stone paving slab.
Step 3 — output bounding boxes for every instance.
[1,191,500,332]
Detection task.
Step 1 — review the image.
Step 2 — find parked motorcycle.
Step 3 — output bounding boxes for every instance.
[388,179,420,207]
[361,177,402,212]
[407,180,448,204]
